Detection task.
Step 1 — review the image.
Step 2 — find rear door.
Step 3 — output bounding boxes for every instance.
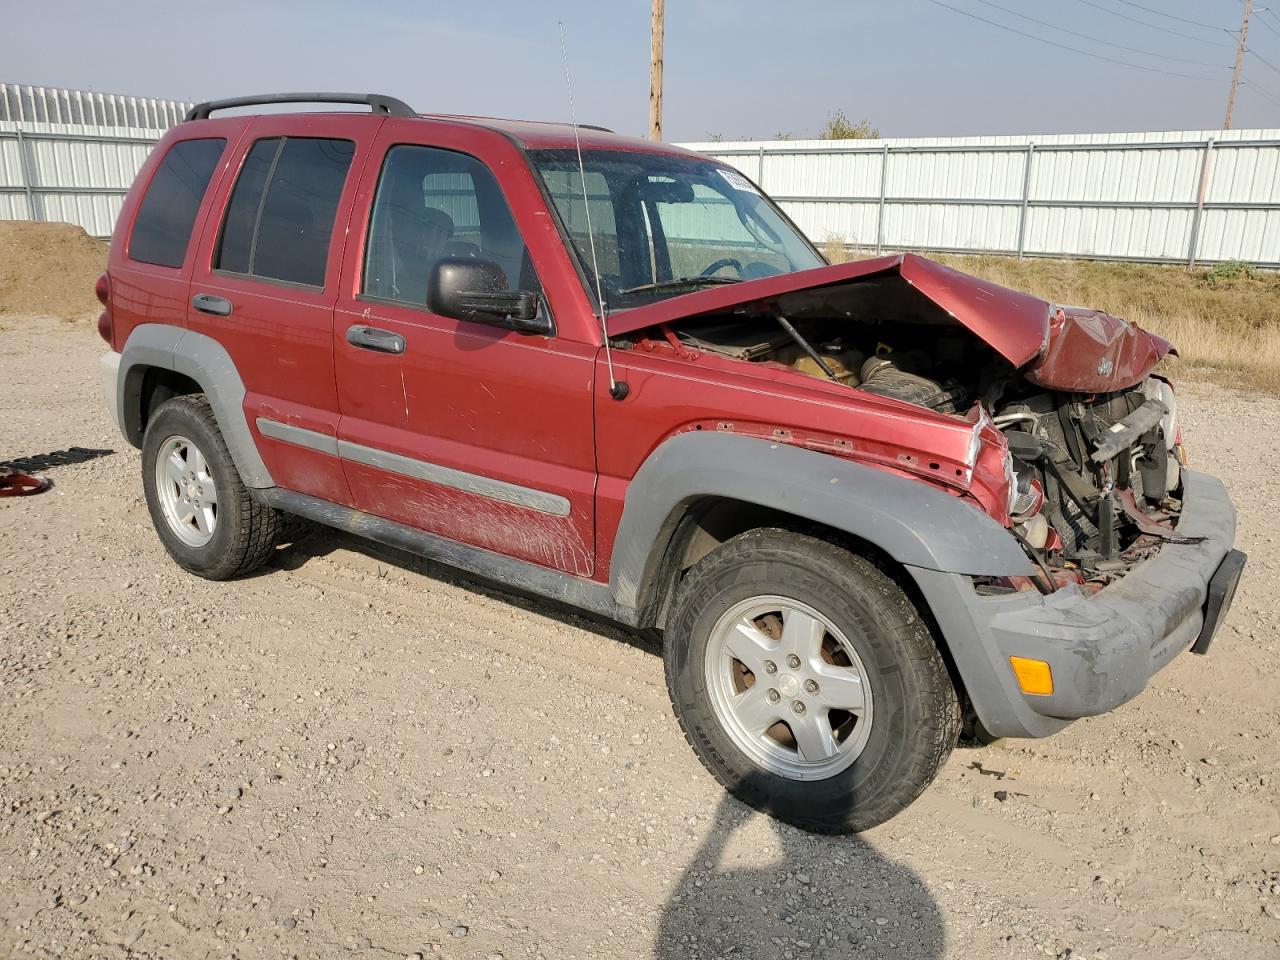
[109,121,245,349]
[331,121,599,576]
[187,114,381,506]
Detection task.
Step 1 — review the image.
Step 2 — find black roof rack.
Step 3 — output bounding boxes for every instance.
[185,92,415,122]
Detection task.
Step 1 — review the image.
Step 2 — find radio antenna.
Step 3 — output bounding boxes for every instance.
[559,21,628,400]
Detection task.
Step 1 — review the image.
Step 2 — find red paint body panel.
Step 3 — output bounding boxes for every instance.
[898,256,1050,367]
[331,303,598,576]
[186,112,386,508]
[590,344,1005,582]
[426,115,707,158]
[105,117,253,350]
[606,255,902,338]
[1025,307,1174,393]
[605,254,1051,368]
[330,118,598,576]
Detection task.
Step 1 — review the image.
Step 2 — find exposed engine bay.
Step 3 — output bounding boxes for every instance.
[618,270,1188,593]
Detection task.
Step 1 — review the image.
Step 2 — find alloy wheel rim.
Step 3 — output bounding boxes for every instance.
[704,595,874,781]
[154,434,218,548]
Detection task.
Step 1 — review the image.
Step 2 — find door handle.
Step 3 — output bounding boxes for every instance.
[346,325,406,355]
[191,293,233,316]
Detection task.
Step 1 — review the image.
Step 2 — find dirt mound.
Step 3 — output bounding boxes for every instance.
[0,221,107,321]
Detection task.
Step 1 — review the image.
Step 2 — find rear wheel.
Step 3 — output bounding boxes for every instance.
[664,528,960,834]
[142,395,281,580]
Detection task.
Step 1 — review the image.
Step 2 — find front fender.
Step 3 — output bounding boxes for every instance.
[608,432,1032,610]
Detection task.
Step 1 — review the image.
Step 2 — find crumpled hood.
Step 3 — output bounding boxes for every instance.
[607,253,1051,366]
[606,253,1172,388]
[1024,306,1175,392]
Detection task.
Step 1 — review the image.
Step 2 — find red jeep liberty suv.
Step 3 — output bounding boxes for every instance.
[97,93,1245,833]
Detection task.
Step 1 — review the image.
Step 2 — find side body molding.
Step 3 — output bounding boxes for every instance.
[118,323,273,488]
[608,432,1033,610]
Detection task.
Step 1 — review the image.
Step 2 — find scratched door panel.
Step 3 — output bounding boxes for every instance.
[332,300,597,576]
[326,124,599,575]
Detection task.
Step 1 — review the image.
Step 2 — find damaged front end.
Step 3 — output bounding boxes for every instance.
[608,254,1188,592]
[994,369,1188,590]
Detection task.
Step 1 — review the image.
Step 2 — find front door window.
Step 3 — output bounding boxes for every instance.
[362,144,542,308]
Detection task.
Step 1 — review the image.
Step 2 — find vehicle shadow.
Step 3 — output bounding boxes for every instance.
[655,778,945,960]
[267,522,663,657]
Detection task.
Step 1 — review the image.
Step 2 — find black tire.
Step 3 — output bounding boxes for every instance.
[141,394,281,580]
[664,528,961,834]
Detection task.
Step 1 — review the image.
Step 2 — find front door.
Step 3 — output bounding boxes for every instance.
[332,126,598,576]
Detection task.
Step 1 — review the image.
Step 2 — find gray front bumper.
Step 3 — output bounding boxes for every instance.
[909,470,1239,738]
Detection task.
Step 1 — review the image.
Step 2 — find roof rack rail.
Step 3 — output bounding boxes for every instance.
[185,92,415,122]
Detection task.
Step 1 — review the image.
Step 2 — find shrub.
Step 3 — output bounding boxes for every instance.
[818,110,879,141]
[1205,259,1257,286]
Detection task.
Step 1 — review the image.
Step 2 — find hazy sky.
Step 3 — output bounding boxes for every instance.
[6,0,1278,140]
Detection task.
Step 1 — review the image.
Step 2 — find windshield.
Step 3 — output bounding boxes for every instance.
[528,149,823,311]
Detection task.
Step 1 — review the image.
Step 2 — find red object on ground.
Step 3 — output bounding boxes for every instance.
[0,469,51,496]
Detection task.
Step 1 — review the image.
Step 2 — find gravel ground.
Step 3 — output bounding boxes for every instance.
[2,319,1278,960]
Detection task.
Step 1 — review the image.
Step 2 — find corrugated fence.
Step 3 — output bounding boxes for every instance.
[680,130,1280,267]
[2,84,1278,266]
[0,84,189,238]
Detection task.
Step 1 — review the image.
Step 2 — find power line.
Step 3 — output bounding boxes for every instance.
[1254,11,1280,39]
[1245,81,1280,106]
[1074,0,1236,47]
[1109,0,1233,32]
[1248,48,1280,76]
[969,0,1229,67]
[922,0,1220,80]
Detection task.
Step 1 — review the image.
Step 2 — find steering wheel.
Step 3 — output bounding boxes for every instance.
[700,257,744,277]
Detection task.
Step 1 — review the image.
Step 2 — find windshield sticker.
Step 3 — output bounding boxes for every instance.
[716,168,760,195]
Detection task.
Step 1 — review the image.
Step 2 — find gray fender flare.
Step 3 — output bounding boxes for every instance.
[118,323,273,488]
[608,431,1032,611]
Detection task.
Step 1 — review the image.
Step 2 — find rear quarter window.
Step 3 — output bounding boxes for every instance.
[128,138,226,268]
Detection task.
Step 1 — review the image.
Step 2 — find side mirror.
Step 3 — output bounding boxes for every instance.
[427,257,550,335]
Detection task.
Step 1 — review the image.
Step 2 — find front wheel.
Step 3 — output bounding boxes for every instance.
[664,528,960,834]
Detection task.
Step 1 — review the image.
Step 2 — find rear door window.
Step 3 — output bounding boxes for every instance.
[215,138,277,276]
[215,136,355,287]
[128,137,226,268]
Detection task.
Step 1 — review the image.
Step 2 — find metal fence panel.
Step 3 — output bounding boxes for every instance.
[2,83,1279,267]
[0,82,188,130]
[0,83,187,238]
[685,127,1280,267]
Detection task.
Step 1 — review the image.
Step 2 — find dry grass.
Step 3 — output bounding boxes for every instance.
[821,238,1280,393]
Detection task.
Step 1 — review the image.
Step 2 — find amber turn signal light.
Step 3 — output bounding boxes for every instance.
[1009,656,1053,696]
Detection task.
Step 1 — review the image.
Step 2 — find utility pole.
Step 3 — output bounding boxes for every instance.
[1224,0,1252,130]
[649,0,664,141]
